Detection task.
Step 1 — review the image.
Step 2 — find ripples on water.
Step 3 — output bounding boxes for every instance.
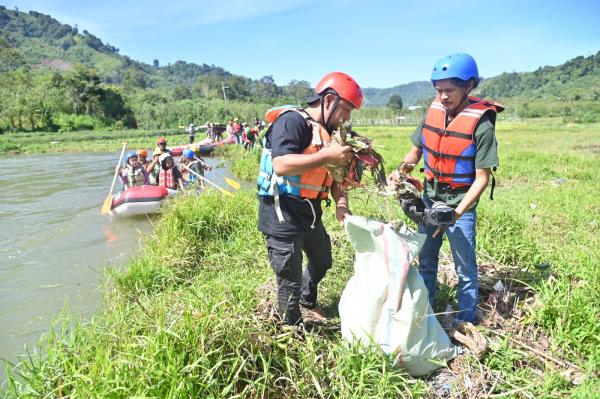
[0,152,154,382]
[0,151,226,382]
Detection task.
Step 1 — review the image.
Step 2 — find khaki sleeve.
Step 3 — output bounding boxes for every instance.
[411,121,424,148]
[474,117,499,169]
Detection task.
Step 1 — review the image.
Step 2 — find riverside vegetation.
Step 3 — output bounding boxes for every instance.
[3,119,599,397]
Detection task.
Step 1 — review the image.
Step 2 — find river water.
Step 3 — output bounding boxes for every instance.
[0,151,222,383]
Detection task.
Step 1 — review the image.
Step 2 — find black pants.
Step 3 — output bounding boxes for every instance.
[264,222,332,325]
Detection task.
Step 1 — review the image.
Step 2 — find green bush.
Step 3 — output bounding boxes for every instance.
[54,113,114,132]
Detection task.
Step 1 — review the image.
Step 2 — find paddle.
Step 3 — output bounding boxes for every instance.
[181,165,234,197]
[194,156,241,190]
[101,143,127,214]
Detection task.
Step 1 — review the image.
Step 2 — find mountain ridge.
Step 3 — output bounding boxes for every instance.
[0,5,600,111]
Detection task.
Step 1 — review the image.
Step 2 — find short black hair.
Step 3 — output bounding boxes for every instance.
[448,77,480,89]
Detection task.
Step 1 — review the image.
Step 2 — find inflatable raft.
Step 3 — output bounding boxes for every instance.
[170,144,214,157]
[109,185,175,217]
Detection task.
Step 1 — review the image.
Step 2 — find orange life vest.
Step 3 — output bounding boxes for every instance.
[257,108,333,200]
[422,96,502,188]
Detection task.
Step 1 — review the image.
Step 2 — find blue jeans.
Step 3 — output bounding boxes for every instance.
[235,134,242,145]
[418,196,478,324]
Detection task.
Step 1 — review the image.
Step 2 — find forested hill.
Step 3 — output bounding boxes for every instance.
[1,6,599,134]
[476,51,600,101]
[0,6,437,106]
[0,6,320,132]
[0,6,236,87]
[364,51,600,106]
[362,81,435,107]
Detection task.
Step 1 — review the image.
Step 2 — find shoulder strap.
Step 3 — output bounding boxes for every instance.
[264,108,313,149]
[277,107,312,123]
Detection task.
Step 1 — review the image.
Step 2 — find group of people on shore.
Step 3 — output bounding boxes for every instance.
[119,137,212,192]
[186,118,264,150]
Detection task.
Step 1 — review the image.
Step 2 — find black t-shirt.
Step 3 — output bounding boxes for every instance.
[258,111,325,237]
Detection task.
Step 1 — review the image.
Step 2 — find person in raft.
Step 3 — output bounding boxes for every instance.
[154,136,172,156]
[120,151,150,189]
[395,53,502,326]
[256,71,362,326]
[180,148,211,185]
[147,148,163,185]
[158,153,185,191]
[136,149,149,169]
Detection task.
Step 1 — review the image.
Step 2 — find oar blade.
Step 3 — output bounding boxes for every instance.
[224,177,241,190]
[101,194,113,214]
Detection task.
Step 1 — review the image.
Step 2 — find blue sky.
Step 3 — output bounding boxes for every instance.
[3,0,599,88]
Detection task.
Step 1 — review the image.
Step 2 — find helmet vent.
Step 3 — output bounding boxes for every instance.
[442,66,448,71]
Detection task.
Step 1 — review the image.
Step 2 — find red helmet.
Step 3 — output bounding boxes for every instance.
[315,72,363,109]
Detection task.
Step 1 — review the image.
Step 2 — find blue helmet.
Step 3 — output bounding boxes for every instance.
[183,148,195,159]
[431,53,480,86]
[125,151,138,164]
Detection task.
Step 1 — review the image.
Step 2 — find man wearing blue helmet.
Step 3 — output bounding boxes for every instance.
[395,53,503,326]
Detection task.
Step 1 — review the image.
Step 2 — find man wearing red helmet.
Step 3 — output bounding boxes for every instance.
[257,72,363,326]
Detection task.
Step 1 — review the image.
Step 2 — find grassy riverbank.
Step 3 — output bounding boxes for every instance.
[3,120,599,397]
[0,129,189,155]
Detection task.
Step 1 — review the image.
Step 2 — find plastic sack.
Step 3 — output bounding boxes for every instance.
[338,216,458,376]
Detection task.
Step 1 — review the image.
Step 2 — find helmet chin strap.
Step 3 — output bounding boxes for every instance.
[320,93,341,132]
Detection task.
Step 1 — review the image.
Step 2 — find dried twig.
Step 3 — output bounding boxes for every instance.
[131,295,153,319]
[488,383,536,398]
[488,330,583,372]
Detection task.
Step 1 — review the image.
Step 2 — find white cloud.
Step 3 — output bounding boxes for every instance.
[93,0,319,29]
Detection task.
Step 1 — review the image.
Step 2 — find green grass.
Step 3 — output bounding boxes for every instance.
[0,129,191,155]
[3,120,600,397]
[3,192,426,397]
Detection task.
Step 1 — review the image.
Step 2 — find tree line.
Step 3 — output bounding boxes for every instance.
[0,37,319,132]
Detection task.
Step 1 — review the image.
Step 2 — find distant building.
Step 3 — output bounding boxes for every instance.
[408,105,424,111]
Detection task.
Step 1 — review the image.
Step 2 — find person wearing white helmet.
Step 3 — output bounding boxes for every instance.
[158,153,185,191]
[186,123,196,144]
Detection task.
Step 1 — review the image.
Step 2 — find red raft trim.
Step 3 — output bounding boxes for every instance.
[112,185,170,209]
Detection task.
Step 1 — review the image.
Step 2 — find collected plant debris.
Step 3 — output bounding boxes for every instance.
[328,120,386,190]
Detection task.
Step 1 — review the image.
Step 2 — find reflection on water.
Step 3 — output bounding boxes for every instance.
[0,151,224,383]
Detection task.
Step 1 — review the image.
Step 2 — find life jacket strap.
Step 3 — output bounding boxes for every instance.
[258,171,272,181]
[422,143,475,161]
[423,123,473,140]
[284,179,329,193]
[303,199,317,229]
[424,160,476,178]
[270,177,286,224]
